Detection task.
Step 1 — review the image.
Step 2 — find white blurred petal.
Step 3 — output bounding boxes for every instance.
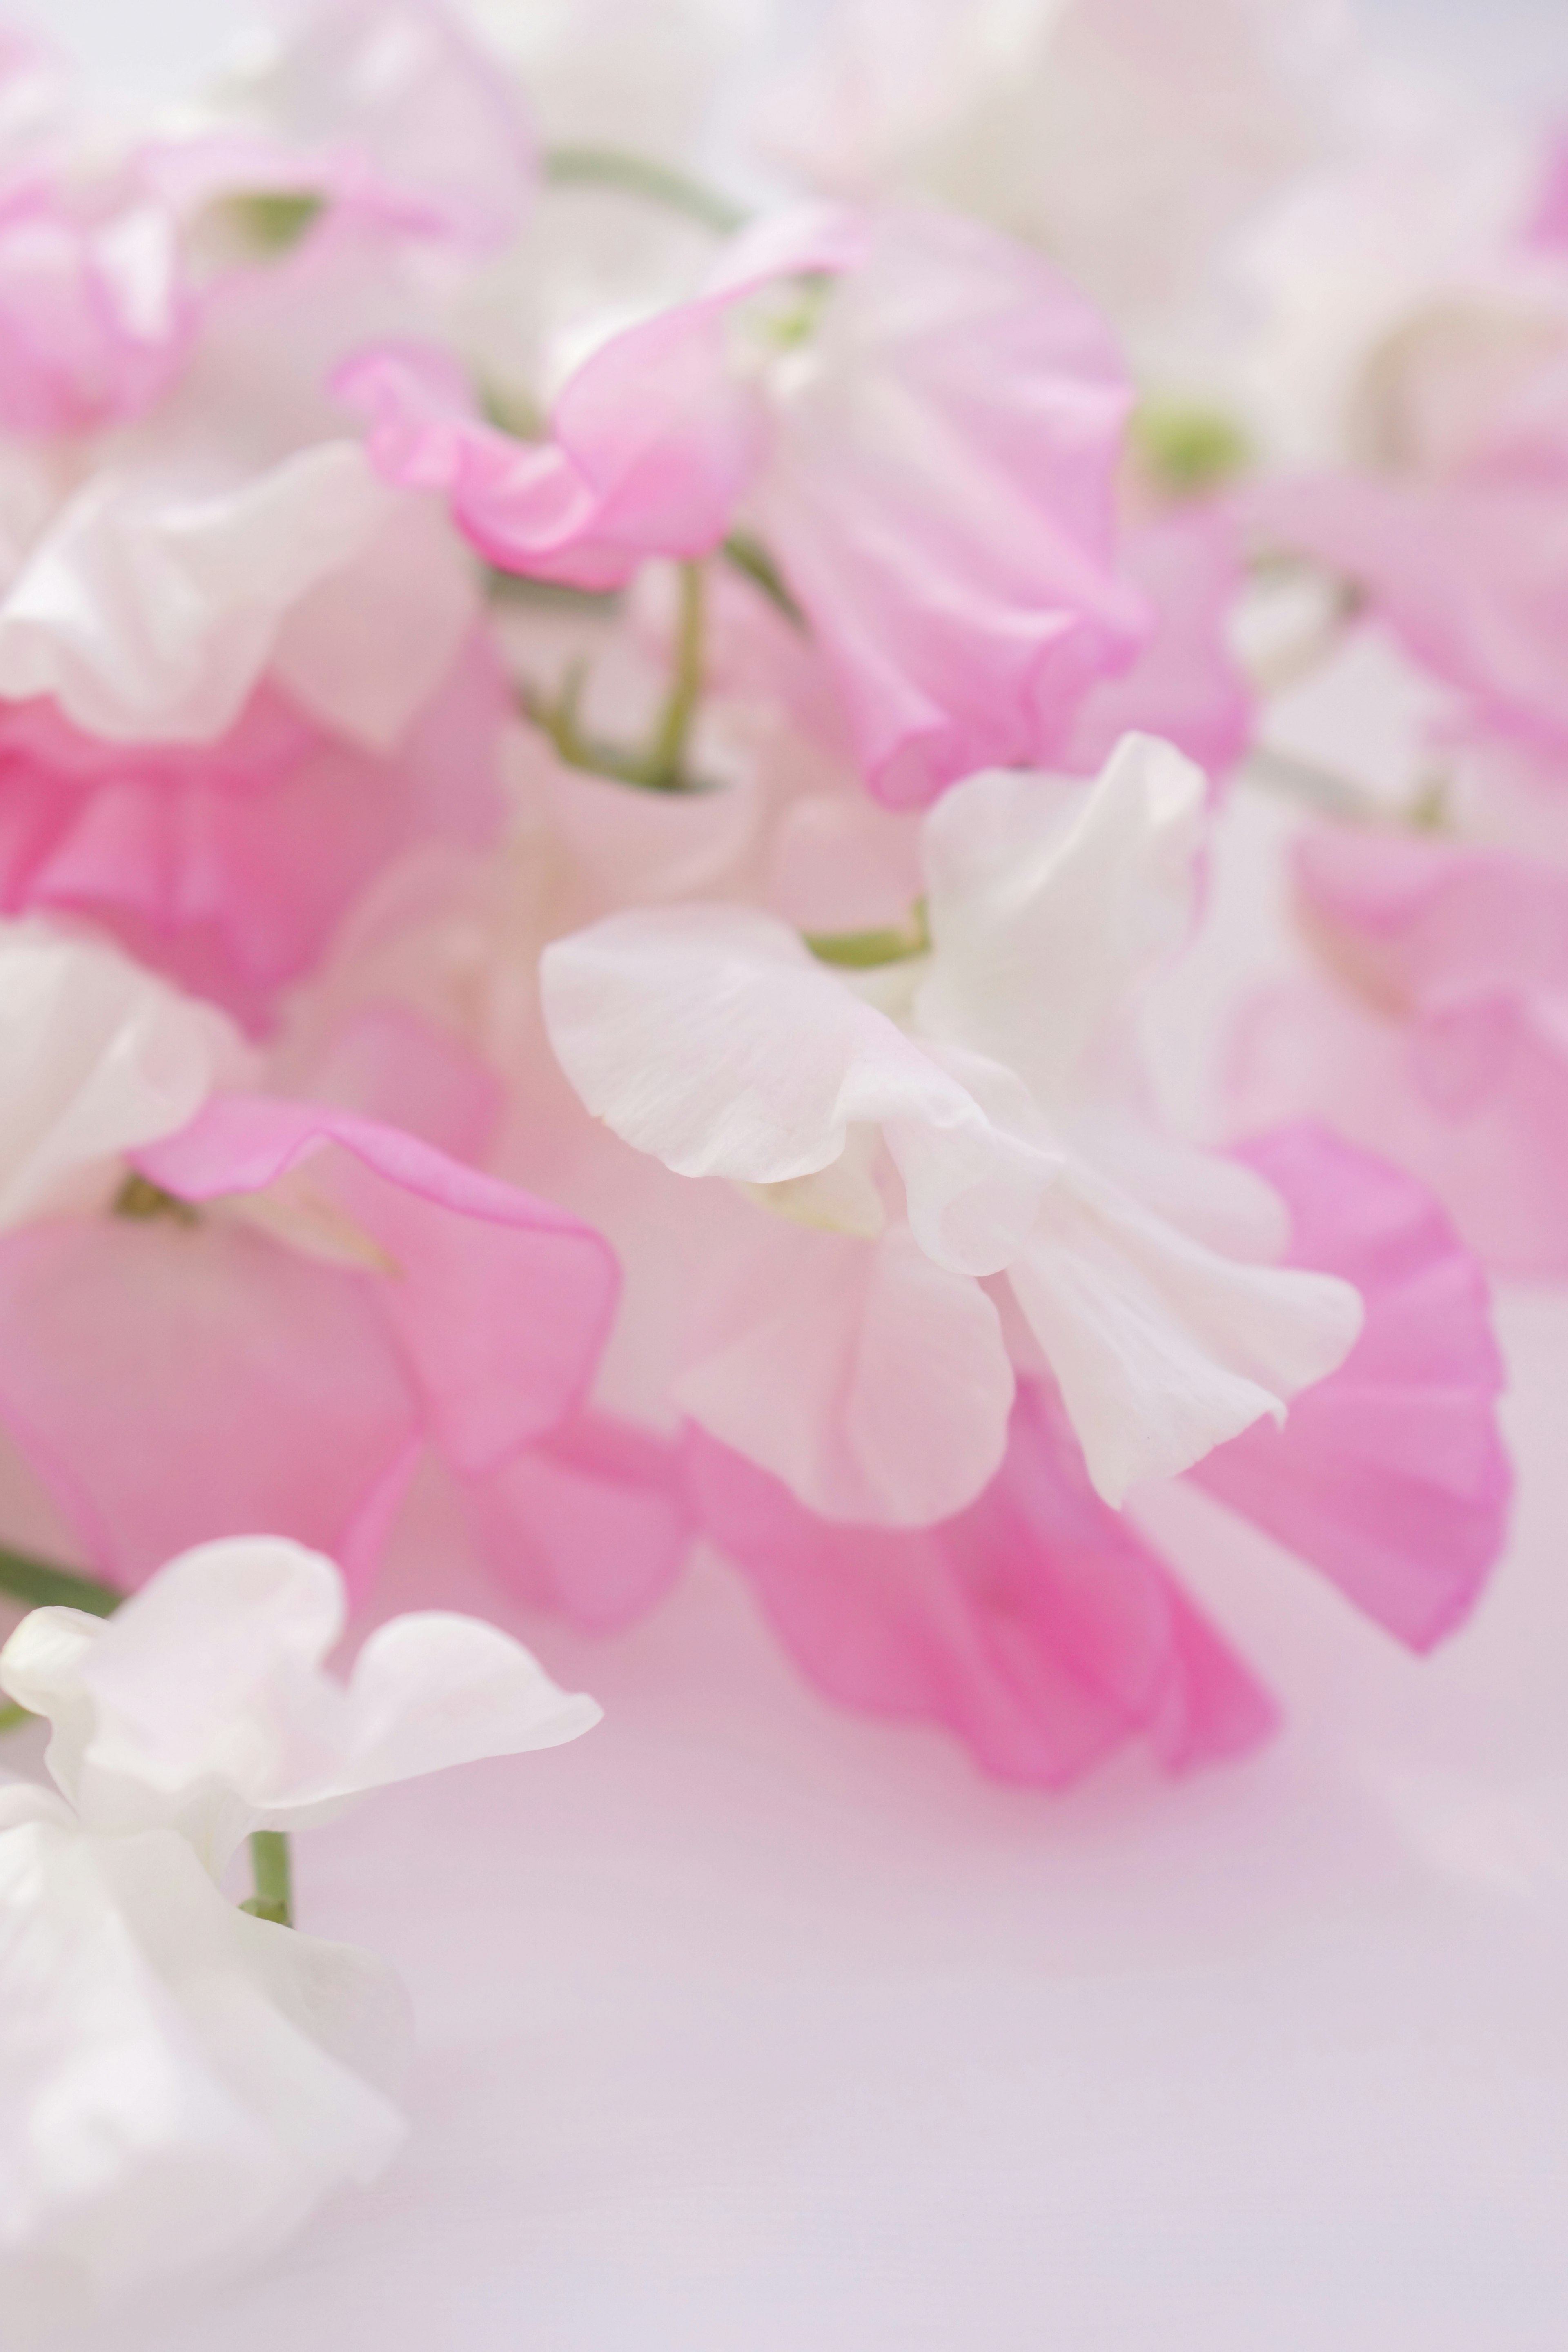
[0,921,236,1234]
[0,1813,407,2329]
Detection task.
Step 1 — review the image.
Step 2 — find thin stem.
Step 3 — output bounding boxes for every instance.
[241,1831,294,1929]
[0,1545,124,1618]
[643,562,706,791]
[0,1701,34,1735]
[543,145,749,236]
[722,531,806,630]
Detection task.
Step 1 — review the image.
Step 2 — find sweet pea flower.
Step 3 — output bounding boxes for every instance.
[0,626,507,1030]
[0,920,621,1596]
[686,1123,1510,1784]
[0,1534,599,2319]
[339,198,1147,806]
[542,733,1363,1523]
[1230,823,1568,1279]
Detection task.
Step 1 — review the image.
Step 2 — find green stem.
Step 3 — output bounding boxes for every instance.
[0,1546,124,1618]
[805,900,931,970]
[722,530,806,629]
[543,145,749,236]
[643,561,706,791]
[241,1831,294,1928]
[0,1701,34,1736]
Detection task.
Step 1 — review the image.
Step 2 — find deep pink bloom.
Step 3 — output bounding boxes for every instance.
[684,1125,1508,1784]
[1231,825,1568,1278]
[0,1091,619,1597]
[0,631,506,1029]
[340,202,1147,805]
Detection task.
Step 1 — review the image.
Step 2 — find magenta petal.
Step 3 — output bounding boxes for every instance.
[0,1214,419,1588]
[465,1411,693,1633]
[686,1385,1276,1788]
[1190,1123,1511,1650]
[136,1094,620,1478]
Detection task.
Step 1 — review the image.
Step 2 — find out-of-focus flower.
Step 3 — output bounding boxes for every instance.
[0,1533,598,2319]
[543,733,1362,1521]
[1230,824,1568,1279]
[341,199,1146,806]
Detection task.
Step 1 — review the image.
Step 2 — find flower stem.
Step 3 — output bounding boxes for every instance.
[242,1832,294,1929]
[543,145,749,235]
[0,1545,124,1618]
[642,561,706,791]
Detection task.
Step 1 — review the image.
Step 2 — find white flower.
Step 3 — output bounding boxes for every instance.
[0,1535,601,2319]
[542,733,1363,1514]
[0,919,238,1235]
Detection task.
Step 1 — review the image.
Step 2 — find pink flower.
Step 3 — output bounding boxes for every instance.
[1230,824,1568,1279]
[339,201,1147,805]
[0,630,507,1031]
[0,1088,619,1599]
[687,1124,1509,1785]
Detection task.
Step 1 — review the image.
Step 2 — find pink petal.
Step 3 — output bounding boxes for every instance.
[1190,1123,1511,1651]
[0,629,506,1030]
[0,1211,421,1588]
[1059,508,1253,785]
[753,205,1148,807]
[336,204,870,591]
[136,1094,620,1477]
[464,1410,693,1633]
[686,1385,1277,1789]
[1249,468,1568,755]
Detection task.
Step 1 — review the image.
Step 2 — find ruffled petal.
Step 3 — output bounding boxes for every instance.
[1190,1123,1512,1650]
[677,1221,1016,1526]
[686,1381,1276,1787]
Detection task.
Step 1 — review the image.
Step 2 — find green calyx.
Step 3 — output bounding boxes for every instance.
[804,899,931,970]
[1131,400,1252,498]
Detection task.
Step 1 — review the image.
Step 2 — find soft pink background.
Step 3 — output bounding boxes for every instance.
[20,4,1568,2346]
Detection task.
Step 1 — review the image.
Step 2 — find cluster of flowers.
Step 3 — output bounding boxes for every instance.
[0,0,1558,2313]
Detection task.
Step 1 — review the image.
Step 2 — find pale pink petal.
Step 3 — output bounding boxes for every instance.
[0,1209,421,1589]
[149,0,535,250]
[685,1384,1277,1788]
[677,1221,1016,1527]
[462,1410,693,1633]
[337,204,870,590]
[1190,1124,1511,1650]
[1059,509,1253,784]
[1228,830,1568,1278]
[752,205,1147,806]
[0,193,192,438]
[1249,468,1568,755]
[136,1093,619,1477]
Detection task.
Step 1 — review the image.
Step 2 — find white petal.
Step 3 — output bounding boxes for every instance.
[1007,1161,1364,1505]
[541,904,1052,1275]
[0,1537,600,1872]
[678,1222,1016,1526]
[916,733,1207,1107]
[0,1815,407,2325]
[0,921,236,1234]
[0,444,403,745]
